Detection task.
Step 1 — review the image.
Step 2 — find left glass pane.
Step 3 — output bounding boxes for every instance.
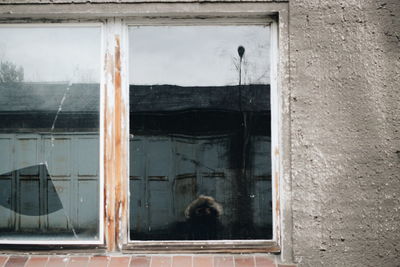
[0,26,101,241]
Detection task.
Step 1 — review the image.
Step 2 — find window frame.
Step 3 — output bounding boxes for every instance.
[123,17,279,253]
[0,2,291,258]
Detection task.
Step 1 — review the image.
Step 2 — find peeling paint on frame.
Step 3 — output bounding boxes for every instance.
[103,19,129,252]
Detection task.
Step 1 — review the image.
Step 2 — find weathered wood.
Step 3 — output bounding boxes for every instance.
[103,21,117,252]
[103,19,129,252]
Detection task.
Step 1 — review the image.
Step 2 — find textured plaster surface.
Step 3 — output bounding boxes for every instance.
[0,0,399,267]
[0,0,288,4]
[289,1,400,266]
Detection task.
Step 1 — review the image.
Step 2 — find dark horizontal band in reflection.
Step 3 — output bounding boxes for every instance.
[131,111,270,136]
[0,113,98,133]
[130,84,271,136]
[130,84,270,112]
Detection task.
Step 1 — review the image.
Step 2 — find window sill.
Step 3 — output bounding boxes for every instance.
[123,240,280,253]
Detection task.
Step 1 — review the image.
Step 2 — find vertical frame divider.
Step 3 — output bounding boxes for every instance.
[103,18,128,252]
[276,6,293,263]
[120,19,130,248]
[270,19,280,247]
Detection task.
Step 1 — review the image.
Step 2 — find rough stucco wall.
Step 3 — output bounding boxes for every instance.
[289,1,400,266]
[0,0,285,3]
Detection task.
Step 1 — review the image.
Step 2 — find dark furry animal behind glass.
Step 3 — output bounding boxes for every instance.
[184,195,223,240]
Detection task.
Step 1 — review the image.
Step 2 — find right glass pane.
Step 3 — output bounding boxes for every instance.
[129,25,272,240]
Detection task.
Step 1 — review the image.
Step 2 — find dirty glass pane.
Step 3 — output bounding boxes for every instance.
[129,26,272,240]
[0,26,101,241]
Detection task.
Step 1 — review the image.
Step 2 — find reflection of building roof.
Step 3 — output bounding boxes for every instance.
[131,84,270,112]
[0,82,99,112]
[0,83,270,113]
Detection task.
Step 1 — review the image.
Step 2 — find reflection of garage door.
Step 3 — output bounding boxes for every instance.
[250,136,273,228]
[0,134,99,233]
[129,135,231,236]
[129,134,272,239]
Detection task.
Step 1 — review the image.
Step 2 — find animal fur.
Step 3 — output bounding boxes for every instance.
[184,195,223,240]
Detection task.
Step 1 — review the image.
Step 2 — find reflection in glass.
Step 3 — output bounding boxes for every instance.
[129,26,272,240]
[0,27,101,241]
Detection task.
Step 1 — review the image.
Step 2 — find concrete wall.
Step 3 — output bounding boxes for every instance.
[0,0,399,266]
[289,1,400,266]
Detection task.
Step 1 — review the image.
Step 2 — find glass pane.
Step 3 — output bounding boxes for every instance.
[129,26,272,240]
[0,26,101,241]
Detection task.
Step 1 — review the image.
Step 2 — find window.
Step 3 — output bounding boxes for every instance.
[0,8,285,253]
[0,25,102,243]
[128,25,273,241]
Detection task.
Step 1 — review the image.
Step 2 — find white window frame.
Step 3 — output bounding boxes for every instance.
[122,17,280,252]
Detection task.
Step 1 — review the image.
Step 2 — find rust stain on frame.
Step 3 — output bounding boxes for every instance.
[274,147,279,156]
[113,35,127,250]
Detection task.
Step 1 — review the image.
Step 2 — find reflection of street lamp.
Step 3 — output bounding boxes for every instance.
[238,46,245,113]
[236,45,252,236]
[237,46,245,86]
